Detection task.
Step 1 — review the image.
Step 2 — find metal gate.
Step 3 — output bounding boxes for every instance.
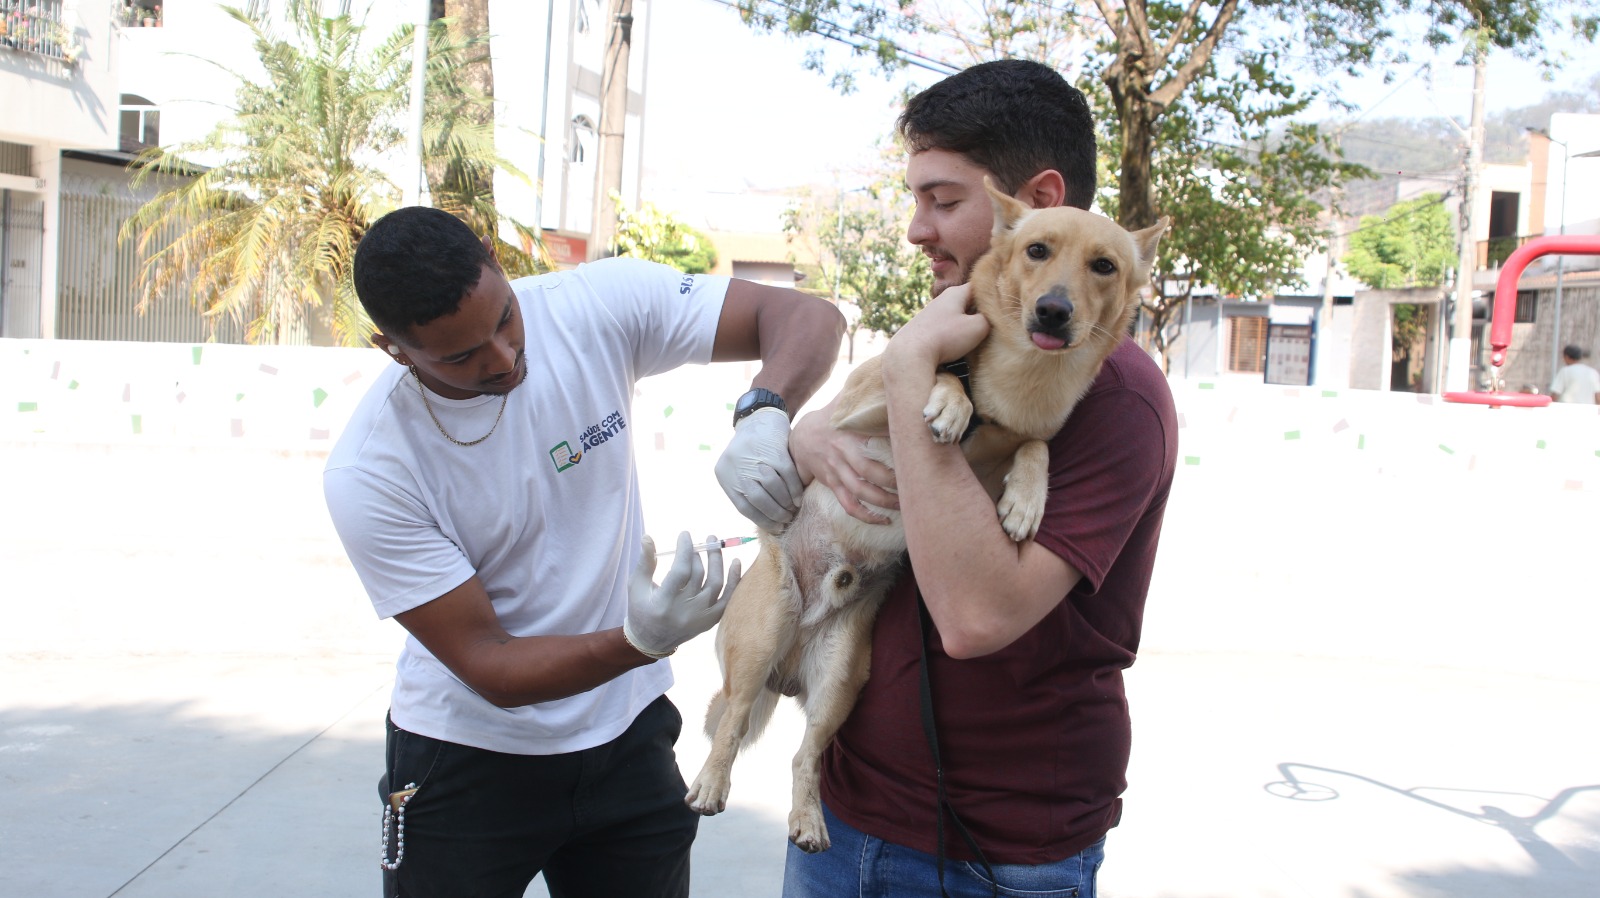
[1,189,46,339]
[56,177,250,343]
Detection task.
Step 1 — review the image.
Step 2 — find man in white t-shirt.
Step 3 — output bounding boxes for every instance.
[324,206,844,898]
[1549,344,1600,404]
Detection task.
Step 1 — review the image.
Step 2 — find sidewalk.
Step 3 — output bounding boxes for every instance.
[3,434,1597,897]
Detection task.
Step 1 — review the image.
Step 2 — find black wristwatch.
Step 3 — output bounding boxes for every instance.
[731,388,787,427]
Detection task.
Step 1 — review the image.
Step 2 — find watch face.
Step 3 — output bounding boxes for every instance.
[733,389,784,425]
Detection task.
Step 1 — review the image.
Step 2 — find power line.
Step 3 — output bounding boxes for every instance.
[1335,190,1453,239]
[704,0,960,77]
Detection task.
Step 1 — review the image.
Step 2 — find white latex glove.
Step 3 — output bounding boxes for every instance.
[715,406,804,533]
[623,532,741,659]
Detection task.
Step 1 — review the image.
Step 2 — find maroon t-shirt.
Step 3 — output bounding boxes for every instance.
[820,337,1178,865]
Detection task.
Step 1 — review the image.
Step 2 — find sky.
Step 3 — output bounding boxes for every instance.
[640,0,1598,201]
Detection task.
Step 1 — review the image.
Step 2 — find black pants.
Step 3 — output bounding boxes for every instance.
[381,695,700,898]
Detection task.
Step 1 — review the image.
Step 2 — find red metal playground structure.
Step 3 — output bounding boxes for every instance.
[1444,235,1600,408]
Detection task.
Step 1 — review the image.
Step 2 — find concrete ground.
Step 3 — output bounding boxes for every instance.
[3,429,1597,898]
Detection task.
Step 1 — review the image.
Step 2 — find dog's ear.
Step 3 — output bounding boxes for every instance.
[1131,217,1170,270]
[983,177,1029,237]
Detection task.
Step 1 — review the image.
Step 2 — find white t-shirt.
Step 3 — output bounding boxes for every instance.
[1550,361,1600,404]
[324,258,729,754]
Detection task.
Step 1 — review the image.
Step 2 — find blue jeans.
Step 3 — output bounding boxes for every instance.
[783,802,1104,898]
[380,695,698,898]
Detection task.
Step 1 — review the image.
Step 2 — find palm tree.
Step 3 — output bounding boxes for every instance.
[124,0,548,346]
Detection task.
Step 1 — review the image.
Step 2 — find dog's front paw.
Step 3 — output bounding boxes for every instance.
[923,375,973,444]
[685,768,731,816]
[997,442,1049,541]
[788,805,832,853]
[996,482,1046,542]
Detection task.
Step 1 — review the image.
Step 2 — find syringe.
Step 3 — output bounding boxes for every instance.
[655,535,758,557]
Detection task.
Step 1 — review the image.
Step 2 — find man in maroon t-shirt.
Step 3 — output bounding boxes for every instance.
[785,59,1178,897]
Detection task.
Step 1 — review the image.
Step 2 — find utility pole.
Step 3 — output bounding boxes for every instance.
[403,0,432,208]
[1316,201,1340,387]
[1446,47,1487,392]
[588,0,633,261]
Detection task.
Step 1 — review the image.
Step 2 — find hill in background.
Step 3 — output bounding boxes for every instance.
[1331,69,1600,218]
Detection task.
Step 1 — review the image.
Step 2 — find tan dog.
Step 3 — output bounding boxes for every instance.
[686,180,1168,852]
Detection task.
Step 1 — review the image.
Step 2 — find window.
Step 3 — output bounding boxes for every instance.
[1514,290,1537,324]
[118,1,163,27]
[1227,316,1267,373]
[0,140,31,177]
[119,94,160,152]
[569,115,595,164]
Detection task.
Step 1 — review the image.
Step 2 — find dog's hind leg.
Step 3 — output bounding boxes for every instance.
[686,542,796,816]
[787,596,880,853]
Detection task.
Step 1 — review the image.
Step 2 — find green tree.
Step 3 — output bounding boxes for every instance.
[727,0,1597,233]
[611,197,718,274]
[782,173,931,361]
[1343,193,1458,289]
[124,0,546,346]
[1098,54,1369,368]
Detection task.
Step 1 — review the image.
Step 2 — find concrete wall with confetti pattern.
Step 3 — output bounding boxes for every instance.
[5,337,1595,485]
[4,336,1597,677]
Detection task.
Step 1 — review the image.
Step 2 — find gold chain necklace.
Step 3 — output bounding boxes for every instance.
[411,366,508,446]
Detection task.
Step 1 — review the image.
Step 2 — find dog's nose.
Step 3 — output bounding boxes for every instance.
[1035,291,1074,333]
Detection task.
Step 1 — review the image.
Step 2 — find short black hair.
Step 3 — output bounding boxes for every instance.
[1563,344,1585,362]
[353,206,493,343]
[898,59,1097,209]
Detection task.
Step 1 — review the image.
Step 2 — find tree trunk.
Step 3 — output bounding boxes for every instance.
[445,0,495,206]
[1116,90,1159,230]
[589,0,633,260]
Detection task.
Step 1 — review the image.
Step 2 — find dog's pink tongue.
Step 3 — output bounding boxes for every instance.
[1031,332,1067,351]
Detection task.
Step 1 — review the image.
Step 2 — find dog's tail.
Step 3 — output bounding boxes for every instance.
[740,683,781,749]
[703,684,783,751]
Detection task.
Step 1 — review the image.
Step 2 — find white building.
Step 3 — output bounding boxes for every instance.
[1,0,120,338]
[3,0,653,341]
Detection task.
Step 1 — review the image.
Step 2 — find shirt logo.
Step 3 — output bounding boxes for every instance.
[549,410,627,472]
[548,441,582,472]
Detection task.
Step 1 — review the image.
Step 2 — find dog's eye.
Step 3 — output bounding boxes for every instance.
[1026,243,1049,261]
[1090,258,1117,275]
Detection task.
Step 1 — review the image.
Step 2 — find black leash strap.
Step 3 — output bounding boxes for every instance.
[917,592,998,898]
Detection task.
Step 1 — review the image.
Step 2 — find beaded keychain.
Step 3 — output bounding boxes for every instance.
[381,784,419,871]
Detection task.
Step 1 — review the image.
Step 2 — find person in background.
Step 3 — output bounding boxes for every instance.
[325,205,843,898]
[1549,344,1600,404]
